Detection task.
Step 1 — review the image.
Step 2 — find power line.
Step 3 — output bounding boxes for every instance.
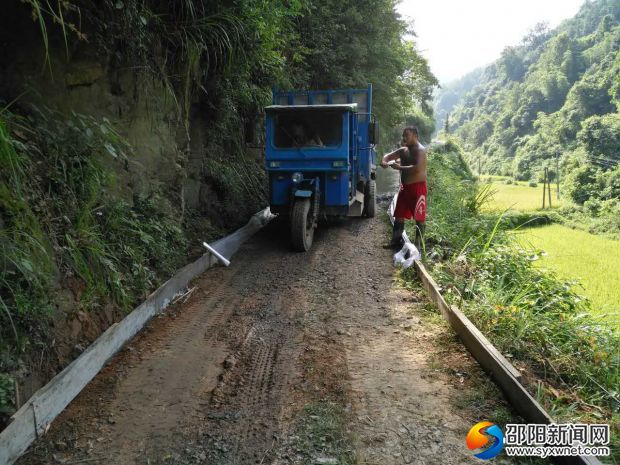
[588,155,619,164]
[586,155,619,168]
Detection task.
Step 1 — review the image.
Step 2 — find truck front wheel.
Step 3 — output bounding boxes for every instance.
[291,198,315,251]
[363,179,376,218]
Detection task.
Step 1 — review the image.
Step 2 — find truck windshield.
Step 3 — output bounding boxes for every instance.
[274,111,343,148]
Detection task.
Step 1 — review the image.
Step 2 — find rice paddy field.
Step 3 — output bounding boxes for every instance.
[514,225,620,328]
[482,179,620,328]
[482,178,566,212]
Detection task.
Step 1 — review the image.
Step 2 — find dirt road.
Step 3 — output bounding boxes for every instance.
[19,200,518,465]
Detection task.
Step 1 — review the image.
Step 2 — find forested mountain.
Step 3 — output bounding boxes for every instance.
[439,0,620,206]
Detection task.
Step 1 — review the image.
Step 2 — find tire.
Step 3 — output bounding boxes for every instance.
[291,198,315,252]
[364,179,376,218]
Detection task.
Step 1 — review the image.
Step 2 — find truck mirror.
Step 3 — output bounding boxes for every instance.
[368,122,378,145]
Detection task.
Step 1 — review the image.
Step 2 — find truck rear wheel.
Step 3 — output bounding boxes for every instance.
[364,179,376,218]
[291,198,314,251]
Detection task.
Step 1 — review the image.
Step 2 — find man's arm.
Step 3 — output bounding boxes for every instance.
[392,148,425,173]
[380,147,407,168]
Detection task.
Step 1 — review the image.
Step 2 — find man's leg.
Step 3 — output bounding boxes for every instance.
[413,182,427,255]
[385,219,405,249]
[414,221,425,253]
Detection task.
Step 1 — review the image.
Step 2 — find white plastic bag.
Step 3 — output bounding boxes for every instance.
[387,192,420,268]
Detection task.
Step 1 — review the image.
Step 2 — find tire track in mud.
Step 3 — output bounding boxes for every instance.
[196,292,303,465]
[150,238,309,465]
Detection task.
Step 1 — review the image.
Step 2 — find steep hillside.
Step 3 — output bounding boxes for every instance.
[433,66,484,132]
[439,0,619,201]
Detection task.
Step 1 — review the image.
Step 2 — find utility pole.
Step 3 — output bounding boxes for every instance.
[556,152,560,200]
[542,168,546,209]
[548,168,552,208]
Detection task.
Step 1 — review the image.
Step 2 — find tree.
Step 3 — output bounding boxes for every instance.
[498,46,526,82]
[578,113,620,161]
[564,164,600,204]
[521,22,551,49]
[289,0,438,142]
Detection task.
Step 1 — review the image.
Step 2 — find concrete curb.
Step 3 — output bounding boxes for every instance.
[0,208,275,465]
[414,260,603,465]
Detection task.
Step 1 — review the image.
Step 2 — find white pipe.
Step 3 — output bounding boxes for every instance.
[202,242,231,267]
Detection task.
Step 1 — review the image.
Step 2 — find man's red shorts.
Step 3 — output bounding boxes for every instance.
[394,181,427,222]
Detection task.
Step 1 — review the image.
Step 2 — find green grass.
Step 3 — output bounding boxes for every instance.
[287,402,355,465]
[482,174,510,182]
[516,225,620,327]
[483,181,566,212]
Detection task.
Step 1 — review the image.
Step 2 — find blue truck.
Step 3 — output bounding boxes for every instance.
[265,85,378,251]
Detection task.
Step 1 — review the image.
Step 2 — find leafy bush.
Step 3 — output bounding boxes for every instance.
[599,165,620,200]
[501,210,556,228]
[563,162,620,214]
[563,164,600,204]
[584,198,603,216]
[528,181,538,187]
[0,107,189,415]
[0,374,14,415]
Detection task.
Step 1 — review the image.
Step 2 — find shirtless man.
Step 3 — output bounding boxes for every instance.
[380,126,427,251]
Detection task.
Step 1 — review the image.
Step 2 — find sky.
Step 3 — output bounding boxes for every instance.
[397,0,586,84]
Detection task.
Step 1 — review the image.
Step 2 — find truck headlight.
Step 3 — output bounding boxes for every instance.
[332,161,346,167]
[291,172,303,183]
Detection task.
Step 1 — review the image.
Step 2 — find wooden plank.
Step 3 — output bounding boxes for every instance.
[448,305,522,381]
[0,208,273,465]
[413,260,603,465]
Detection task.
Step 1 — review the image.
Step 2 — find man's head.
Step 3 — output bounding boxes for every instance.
[291,123,307,145]
[402,127,419,145]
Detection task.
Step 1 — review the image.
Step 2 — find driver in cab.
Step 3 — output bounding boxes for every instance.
[291,123,323,147]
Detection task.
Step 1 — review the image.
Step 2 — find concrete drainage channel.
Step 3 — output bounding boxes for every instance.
[0,208,275,465]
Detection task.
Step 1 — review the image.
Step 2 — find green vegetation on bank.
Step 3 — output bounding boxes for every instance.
[0,107,189,386]
[13,0,437,152]
[403,142,619,462]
